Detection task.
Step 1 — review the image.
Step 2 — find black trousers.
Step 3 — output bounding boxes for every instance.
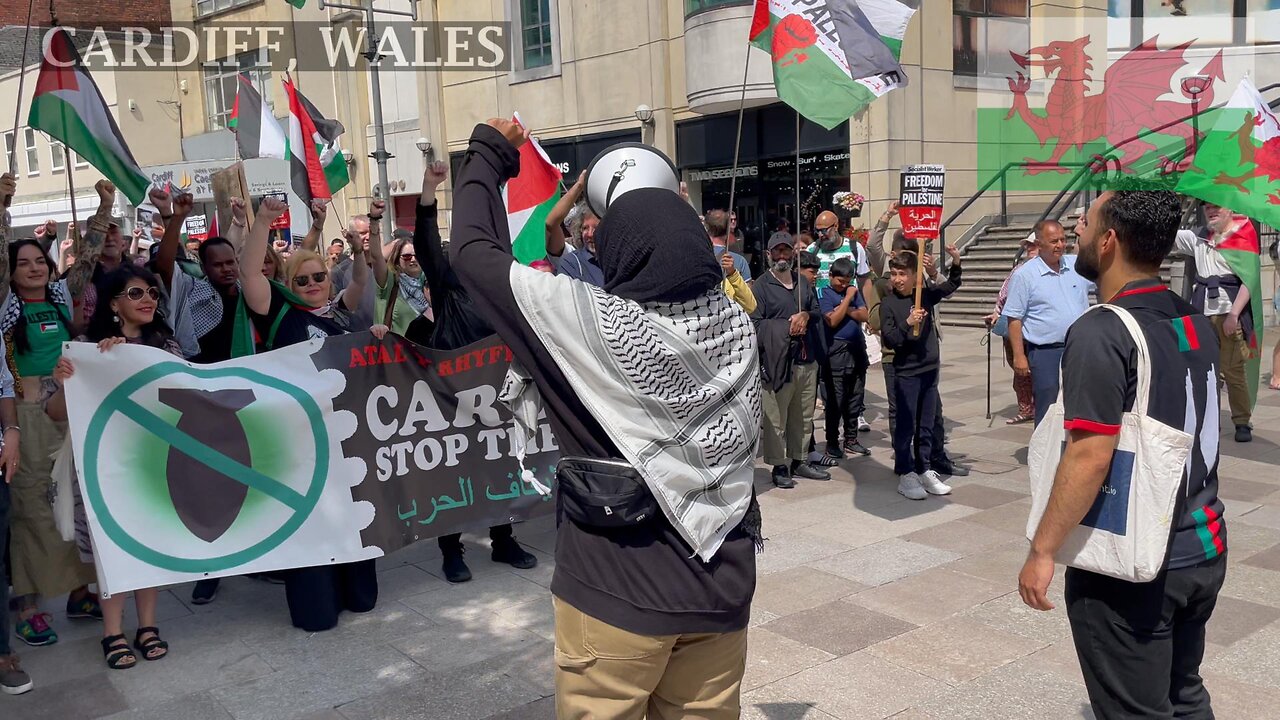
[823,358,867,450]
[891,370,940,476]
[438,523,514,553]
[884,363,948,470]
[283,558,379,632]
[1065,554,1227,720]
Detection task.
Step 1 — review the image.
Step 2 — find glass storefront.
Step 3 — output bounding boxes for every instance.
[678,104,850,274]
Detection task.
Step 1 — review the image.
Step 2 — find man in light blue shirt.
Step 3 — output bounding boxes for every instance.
[1002,220,1093,426]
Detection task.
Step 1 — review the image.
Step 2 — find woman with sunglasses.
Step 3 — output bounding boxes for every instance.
[240,196,383,631]
[372,233,430,336]
[44,264,179,669]
[0,239,100,648]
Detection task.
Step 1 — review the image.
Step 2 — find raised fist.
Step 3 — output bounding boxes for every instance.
[95,179,116,202]
[230,197,247,223]
[149,187,173,215]
[424,160,448,188]
[258,196,288,222]
[173,192,195,217]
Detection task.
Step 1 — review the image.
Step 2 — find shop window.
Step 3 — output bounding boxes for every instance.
[953,0,1030,77]
[685,0,751,18]
[510,0,560,82]
[203,51,273,132]
[2,132,12,171]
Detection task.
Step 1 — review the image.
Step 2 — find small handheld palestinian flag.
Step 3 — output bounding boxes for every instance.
[749,0,917,130]
[505,113,563,265]
[283,76,351,205]
[28,28,150,203]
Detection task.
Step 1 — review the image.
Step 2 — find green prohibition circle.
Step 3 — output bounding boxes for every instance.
[83,362,330,573]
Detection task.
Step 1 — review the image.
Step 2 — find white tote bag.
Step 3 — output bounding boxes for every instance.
[1025,305,1194,582]
[50,434,76,543]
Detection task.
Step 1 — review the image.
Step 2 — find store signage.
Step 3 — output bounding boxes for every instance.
[686,166,759,182]
[898,164,945,241]
[147,162,224,201]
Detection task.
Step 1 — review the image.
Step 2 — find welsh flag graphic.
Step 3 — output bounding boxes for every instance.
[28,28,150,203]
[1177,77,1276,407]
[749,0,917,130]
[505,114,562,265]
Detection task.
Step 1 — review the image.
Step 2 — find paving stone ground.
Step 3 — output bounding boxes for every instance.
[6,328,1280,720]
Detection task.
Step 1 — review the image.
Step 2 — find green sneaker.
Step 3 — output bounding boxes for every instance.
[66,595,103,620]
[15,613,57,647]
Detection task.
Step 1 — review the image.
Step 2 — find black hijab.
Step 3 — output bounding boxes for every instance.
[594,188,722,304]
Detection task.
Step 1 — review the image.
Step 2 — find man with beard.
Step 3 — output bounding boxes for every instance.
[753,235,830,487]
[1020,190,1226,719]
[1174,203,1256,442]
[812,210,872,296]
[1002,220,1092,426]
[451,120,760,718]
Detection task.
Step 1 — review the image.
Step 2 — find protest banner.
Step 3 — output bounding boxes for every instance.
[899,164,945,334]
[63,334,560,596]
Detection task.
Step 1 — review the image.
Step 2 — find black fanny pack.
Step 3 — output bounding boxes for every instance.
[555,456,659,529]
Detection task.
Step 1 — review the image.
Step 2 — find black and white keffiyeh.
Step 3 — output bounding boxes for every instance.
[502,264,762,561]
[1,280,72,335]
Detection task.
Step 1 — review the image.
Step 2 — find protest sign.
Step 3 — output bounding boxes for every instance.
[185,215,208,240]
[63,334,559,596]
[898,164,945,241]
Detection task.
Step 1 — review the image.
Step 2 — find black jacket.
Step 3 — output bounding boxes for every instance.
[881,264,962,376]
[749,270,822,364]
[404,201,492,351]
[448,124,755,636]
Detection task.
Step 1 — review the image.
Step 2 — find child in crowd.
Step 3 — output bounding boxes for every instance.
[879,245,962,500]
[818,258,871,458]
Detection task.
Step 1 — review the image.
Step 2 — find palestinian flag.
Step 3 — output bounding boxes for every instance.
[284,76,350,204]
[229,75,286,160]
[749,0,917,130]
[504,114,563,265]
[28,28,150,203]
[284,0,307,7]
[1177,77,1275,406]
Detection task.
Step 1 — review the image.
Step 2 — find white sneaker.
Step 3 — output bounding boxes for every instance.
[898,473,927,500]
[858,415,871,432]
[920,470,953,496]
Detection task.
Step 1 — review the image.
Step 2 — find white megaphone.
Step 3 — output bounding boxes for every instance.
[583,143,681,218]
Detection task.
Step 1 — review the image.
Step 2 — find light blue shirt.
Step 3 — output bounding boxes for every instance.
[1002,254,1092,345]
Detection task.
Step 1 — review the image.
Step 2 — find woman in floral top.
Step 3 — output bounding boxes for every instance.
[45,264,181,670]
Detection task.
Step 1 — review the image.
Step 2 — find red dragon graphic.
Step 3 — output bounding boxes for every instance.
[1004,35,1225,175]
[1210,111,1280,206]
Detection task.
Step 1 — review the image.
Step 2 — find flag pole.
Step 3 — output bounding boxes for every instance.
[7,0,38,199]
[726,42,752,227]
[65,145,78,228]
[795,109,802,312]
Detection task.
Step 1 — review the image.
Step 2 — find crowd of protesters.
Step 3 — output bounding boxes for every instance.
[0,128,1265,720]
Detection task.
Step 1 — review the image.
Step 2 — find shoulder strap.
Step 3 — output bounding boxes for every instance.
[1085,304,1154,417]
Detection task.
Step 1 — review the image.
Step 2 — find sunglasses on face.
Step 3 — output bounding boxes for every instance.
[399,252,416,262]
[116,287,161,302]
[293,271,329,287]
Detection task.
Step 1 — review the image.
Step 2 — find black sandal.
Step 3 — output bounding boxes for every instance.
[101,635,137,670]
[133,627,169,661]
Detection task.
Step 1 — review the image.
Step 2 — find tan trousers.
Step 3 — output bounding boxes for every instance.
[553,597,748,720]
[1211,315,1252,426]
[10,395,95,597]
[760,361,819,467]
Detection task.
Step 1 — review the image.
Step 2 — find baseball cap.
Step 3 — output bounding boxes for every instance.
[768,231,794,250]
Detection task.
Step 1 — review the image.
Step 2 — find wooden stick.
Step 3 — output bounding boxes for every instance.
[6,0,38,206]
[912,236,925,337]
